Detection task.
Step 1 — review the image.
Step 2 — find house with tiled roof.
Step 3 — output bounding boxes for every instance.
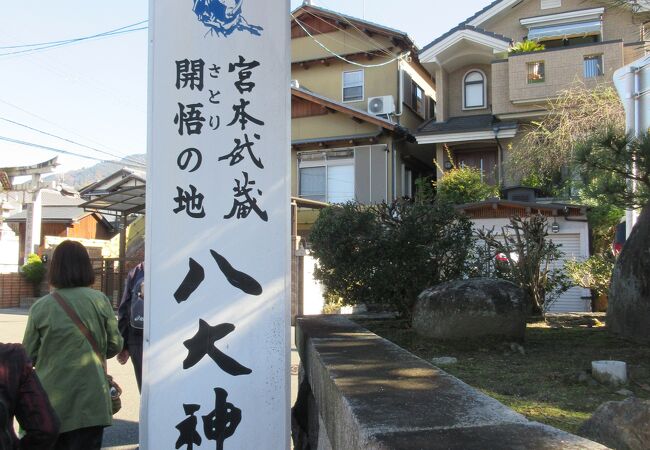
[291,3,437,233]
[5,189,115,263]
[415,0,648,312]
[417,0,648,185]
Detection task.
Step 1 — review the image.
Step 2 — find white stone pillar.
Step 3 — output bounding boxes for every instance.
[143,1,290,448]
[23,176,42,263]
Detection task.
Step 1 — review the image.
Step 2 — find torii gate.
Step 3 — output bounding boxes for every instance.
[1,157,59,263]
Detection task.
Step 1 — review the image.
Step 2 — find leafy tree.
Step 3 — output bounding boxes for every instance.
[21,253,46,296]
[565,255,614,299]
[507,84,624,183]
[574,128,650,210]
[309,200,474,321]
[475,214,570,316]
[434,165,499,205]
[508,40,545,54]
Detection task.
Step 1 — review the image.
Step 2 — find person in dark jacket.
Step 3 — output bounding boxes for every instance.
[116,262,144,392]
[0,343,59,450]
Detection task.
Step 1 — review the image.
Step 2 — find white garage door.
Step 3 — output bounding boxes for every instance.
[547,233,591,313]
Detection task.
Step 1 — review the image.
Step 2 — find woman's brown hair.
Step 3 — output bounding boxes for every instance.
[48,240,96,288]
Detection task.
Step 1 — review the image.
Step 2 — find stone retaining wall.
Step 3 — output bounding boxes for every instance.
[293,315,607,450]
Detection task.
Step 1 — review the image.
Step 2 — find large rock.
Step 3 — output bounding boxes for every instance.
[413,278,527,340]
[578,397,650,450]
[608,203,650,344]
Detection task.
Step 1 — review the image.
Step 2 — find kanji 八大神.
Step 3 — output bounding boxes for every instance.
[175,404,202,450]
[183,319,252,376]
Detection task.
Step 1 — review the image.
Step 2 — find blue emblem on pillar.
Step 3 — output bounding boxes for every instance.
[192,0,263,37]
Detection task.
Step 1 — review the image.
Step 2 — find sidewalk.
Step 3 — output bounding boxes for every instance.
[0,309,300,449]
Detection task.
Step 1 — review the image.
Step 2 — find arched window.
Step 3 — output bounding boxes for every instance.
[463,70,486,109]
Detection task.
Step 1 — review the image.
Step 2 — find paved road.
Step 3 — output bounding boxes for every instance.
[1,308,300,449]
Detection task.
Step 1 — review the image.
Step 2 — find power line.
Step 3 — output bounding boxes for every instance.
[0,26,148,58]
[0,116,145,168]
[0,98,135,159]
[0,135,145,170]
[292,15,407,68]
[0,20,147,49]
[301,10,395,58]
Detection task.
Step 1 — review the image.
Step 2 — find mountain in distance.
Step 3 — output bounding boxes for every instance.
[46,154,146,190]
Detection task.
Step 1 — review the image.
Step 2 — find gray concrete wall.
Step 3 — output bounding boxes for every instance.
[293,315,608,450]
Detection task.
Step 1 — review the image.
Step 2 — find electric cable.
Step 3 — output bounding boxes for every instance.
[0,98,135,159]
[0,27,148,58]
[0,135,145,169]
[292,15,407,68]
[326,10,401,59]
[0,20,147,49]
[0,116,145,168]
[301,10,395,58]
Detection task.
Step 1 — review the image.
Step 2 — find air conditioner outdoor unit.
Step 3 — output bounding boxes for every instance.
[368,95,395,115]
[291,79,300,89]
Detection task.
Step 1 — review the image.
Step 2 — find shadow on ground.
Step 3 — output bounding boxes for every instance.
[102,419,138,449]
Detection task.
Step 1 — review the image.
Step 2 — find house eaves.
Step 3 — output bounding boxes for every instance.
[79,167,146,195]
[416,114,517,144]
[456,199,588,216]
[419,25,512,61]
[5,206,90,223]
[291,87,397,131]
[464,0,647,29]
[291,4,415,50]
[292,130,384,147]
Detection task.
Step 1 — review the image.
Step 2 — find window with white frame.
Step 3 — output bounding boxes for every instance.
[299,151,355,203]
[541,0,561,9]
[584,54,603,78]
[342,70,364,102]
[463,70,486,109]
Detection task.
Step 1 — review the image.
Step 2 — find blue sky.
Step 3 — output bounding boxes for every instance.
[0,0,488,174]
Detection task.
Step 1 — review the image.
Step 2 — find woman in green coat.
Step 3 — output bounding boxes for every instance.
[23,240,123,450]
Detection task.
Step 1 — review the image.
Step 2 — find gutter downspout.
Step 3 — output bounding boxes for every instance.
[625,64,641,237]
[385,145,389,202]
[493,125,504,187]
[392,141,397,200]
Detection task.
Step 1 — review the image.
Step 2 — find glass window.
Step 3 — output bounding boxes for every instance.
[464,71,485,108]
[528,20,601,42]
[411,83,425,116]
[299,166,326,202]
[343,70,364,102]
[327,165,354,203]
[584,55,603,78]
[299,162,354,203]
[428,98,436,121]
[527,62,545,83]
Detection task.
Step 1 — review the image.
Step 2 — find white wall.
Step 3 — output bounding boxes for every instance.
[472,216,591,312]
[303,252,325,315]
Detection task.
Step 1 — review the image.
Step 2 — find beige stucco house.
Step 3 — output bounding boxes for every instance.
[415,0,648,312]
[416,0,648,186]
[291,4,437,232]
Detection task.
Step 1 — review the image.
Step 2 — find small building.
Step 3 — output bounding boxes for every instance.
[6,189,115,262]
[457,198,591,312]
